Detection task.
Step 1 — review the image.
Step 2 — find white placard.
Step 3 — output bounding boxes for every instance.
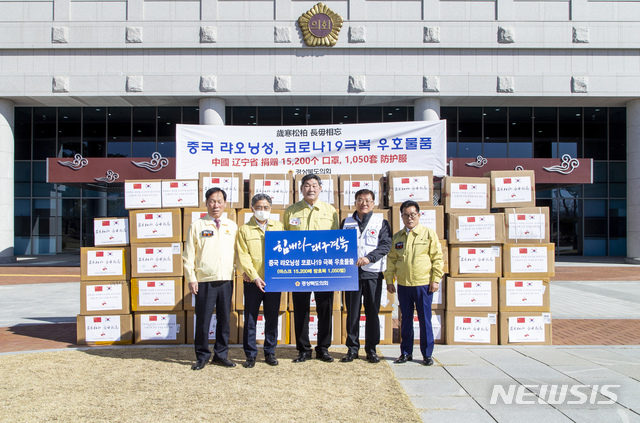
[392,176,431,203]
[495,176,533,204]
[256,314,283,341]
[505,280,546,307]
[508,213,546,240]
[308,315,334,341]
[134,211,174,239]
[457,215,496,242]
[458,247,497,274]
[136,247,175,274]
[509,246,549,273]
[449,183,488,209]
[342,180,381,207]
[86,250,125,277]
[162,180,199,208]
[94,218,129,246]
[124,181,162,209]
[138,279,176,307]
[397,209,438,233]
[85,283,123,311]
[192,313,217,340]
[85,315,122,342]
[243,212,281,224]
[454,280,493,307]
[201,176,241,205]
[453,316,492,343]
[508,316,545,343]
[254,179,291,206]
[140,314,178,340]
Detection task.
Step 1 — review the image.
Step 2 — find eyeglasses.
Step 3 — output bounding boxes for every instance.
[355,199,374,205]
[401,212,420,219]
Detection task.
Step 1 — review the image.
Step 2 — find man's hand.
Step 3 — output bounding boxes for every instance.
[189,282,198,295]
[356,257,370,267]
[254,277,266,293]
[242,272,251,282]
[429,280,440,293]
[387,283,396,294]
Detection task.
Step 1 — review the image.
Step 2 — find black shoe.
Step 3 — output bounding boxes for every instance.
[317,352,334,363]
[340,352,358,362]
[265,353,279,366]
[394,354,413,364]
[191,359,206,370]
[211,355,236,368]
[422,356,434,366]
[243,357,256,368]
[293,353,312,363]
[366,352,380,364]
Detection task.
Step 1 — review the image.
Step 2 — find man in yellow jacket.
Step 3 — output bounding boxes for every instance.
[385,200,444,366]
[183,187,238,370]
[236,194,284,368]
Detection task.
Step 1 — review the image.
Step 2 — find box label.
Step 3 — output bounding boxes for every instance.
[392,176,430,203]
[193,313,217,340]
[138,279,176,307]
[86,283,123,311]
[308,315,334,341]
[414,314,443,341]
[495,176,533,204]
[136,247,175,274]
[202,176,241,205]
[449,183,488,209]
[508,316,545,343]
[256,314,283,341]
[457,215,496,242]
[86,250,125,277]
[255,179,291,206]
[505,280,545,306]
[342,180,380,208]
[125,181,162,209]
[510,247,549,273]
[453,316,491,343]
[454,280,493,307]
[299,180,336,205]
[357,315,387,341]
[162,180,198,208]
[508,214,546,240]
[85,315,122,342]
[458,248,496,274]
[94,219,129,246]
[140,314,178,340]
[135,212,175,239]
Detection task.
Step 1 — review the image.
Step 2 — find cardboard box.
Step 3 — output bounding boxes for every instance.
[249,174,293,209]
[503,243,555,278]
[340,311,393,345]
[287,291,342,311]
[182,208,237,241]
[80,280,131,315]
[339,174,384,210]
[131,242,183,278]
[340,209,390,228]
[236,209,285,226]
[502,207,550,244]
[294,174,339,207]
[289,310,341,345]
[499,311,552,345]
[76,314,133,345]
[449,245,502,278]
[183,279,236,311]
[390,205,444,240]
[397,310,445,345]
[93,217,129,247]
[80,247,130,281]
[445,311,498,345]
[186,310,240,345]
[161,179,199,208]
[447,213,505,244]
[129,208,182,244]
[387,170,434,206]
[442,177,490,214]
[499,278,551,312]
[124,180,162,210]
[134,311,186,344]
[237,311,288,345]
[131,277,183,312]
[199,172,245,209]
[445,277,499,312]
[441,240,449,274]
[488,170,536,209]
[341,288,395,313]
[235,278,287,312]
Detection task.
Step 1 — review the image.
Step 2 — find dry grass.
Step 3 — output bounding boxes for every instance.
[0,346,421,423]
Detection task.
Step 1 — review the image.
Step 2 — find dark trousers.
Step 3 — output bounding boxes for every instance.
[243,281,281,358]
[292,291,334,355]
[344,275,383,355]
[194,280,233,361]
[397,283,434,359]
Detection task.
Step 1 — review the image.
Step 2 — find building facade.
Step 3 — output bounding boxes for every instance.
[0,0,638,260]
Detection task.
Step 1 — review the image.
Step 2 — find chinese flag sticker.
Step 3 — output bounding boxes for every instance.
[517,317,525,323]
[102,221,110,226]
[401,178,410,184]
[515,281,524,287]
[149,316,158,321]
[463,318,471,323]
[93,317,102,323]
[170,182,178,188]
[133,184,142,189]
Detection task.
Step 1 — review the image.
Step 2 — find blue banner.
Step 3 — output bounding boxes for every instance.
[264,229,359,292]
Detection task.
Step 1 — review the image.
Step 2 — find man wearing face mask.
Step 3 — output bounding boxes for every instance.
[236,194,284,368]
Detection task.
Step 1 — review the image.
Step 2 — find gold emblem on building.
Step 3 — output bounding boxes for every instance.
[298,3,343,47]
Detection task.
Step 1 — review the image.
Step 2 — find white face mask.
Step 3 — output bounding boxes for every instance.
[253,209,270,222]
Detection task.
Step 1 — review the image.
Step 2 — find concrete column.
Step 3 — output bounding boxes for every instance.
[627,100,640,264]
[199,98,226,125]
[0,100,15,261]
[414,97,440,121]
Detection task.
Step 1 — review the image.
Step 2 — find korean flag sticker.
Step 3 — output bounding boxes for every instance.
[289,218,301,226]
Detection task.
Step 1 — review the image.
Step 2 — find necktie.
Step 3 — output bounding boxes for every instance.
[214,219,220,230]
